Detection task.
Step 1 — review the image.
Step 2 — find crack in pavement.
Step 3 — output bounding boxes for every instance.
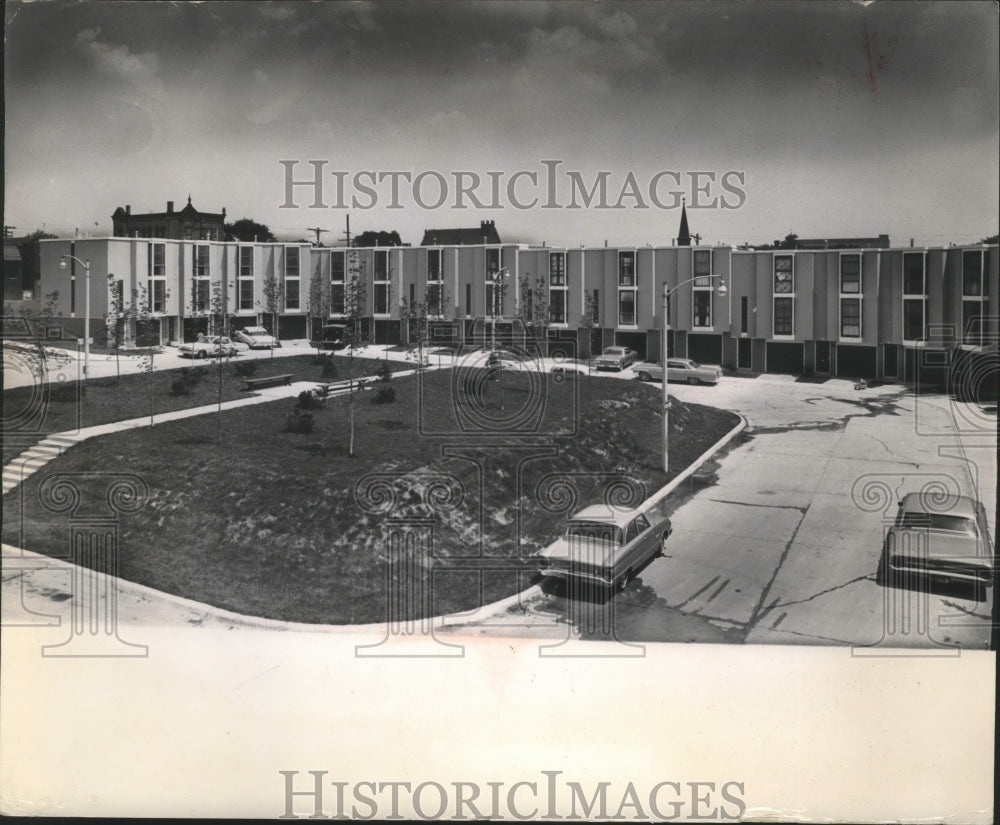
[741,506,809,639]
[768,573,876,610]
[708,498,810,513]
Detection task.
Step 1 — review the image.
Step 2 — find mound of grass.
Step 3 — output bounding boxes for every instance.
[3,370,738,625]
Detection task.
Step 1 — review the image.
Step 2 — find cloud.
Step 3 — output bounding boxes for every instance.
[75,27,163,98]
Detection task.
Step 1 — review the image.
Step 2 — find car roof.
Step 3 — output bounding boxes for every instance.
[898,492,978,519]
[570,503,640,528]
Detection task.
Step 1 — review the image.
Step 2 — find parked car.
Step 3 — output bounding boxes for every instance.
[536,503,672,591]
[312,323,348,351]
[633,358,722,385]
[878,493,995,589]
[177,335,242,359]
[593,346,638,371]
[234,325,279,349]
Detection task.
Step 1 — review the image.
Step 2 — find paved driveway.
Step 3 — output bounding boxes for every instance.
[525,374,996,649]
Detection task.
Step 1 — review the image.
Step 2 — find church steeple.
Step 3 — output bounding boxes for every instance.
[677,198,691,246]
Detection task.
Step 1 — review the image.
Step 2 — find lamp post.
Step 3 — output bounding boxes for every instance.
[490,266,510,352]
[59,255,91,380]
[662,274,728,474]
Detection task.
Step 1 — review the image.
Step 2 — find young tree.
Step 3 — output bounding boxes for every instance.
[104,276,129,387]
[402,283,449,372]
[343,256,369,458]
[516,272,550,354]
[260,272,284,359]
[210,278,235,446]
[307,264,331,350]
[6,290,62,381]
[129,283,162,426]
[580,289,600,373]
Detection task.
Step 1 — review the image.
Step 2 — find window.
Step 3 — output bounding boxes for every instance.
[465,284,472,318]
[485,249,503,316]
[774,297,793,336]
[740,297,749,334]
[773,255,794,336]
[618,291,636,326]
[773,255,793,293]
[549,252,567,324]
[618,251,637,326]
[426,249,444,316]
[618,251,635,286]
[330,251,345,314]
[374,250,389,280]
[902,252,925,342]
[962,250,985,343]
[194,245,210,278]
[373,250,390,315]
[693,291,712,328]
[840,254,861,294]
[149,280,167,314]
[148,243,165,277]
[192,281,210,313]
[590,289,600,325]
[285,247,300,310]
[238,246,255,311]
[841,298,861,338]
[693,250,712,286]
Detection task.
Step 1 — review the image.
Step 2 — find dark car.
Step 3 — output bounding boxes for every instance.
[313,324,349,351]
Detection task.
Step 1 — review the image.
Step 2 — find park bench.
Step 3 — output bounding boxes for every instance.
[242,373,294,391]
[314,377,373,398]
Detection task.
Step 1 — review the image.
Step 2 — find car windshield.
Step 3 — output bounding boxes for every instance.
[898,513,978,535]
[688,361,701,368]
[566,522,621,545]
[603,348,624,355]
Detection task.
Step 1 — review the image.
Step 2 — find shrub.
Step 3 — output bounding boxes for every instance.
[170,377,190,396]
[49,381,85,402]
[374,361,393,383]
[320,355,338,380]
[297,389,323,410]
[234,360,258,378]
[170,367,208,396]
[285,408,315,434]
[370,386,396,405]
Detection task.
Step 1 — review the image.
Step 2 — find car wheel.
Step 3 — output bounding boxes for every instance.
[638,371,651,382]
[659,532,671,556]
[617,569,632,591]
[687,376,699,385]
[197,351,206,360]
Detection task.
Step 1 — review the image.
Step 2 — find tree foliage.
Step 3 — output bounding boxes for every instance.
[225,218,276,243]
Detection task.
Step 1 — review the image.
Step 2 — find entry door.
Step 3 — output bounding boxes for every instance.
[737,337,752,370]
[816,341,831,373]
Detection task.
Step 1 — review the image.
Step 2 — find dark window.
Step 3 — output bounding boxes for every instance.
[374,283,389,314]
[903,299,924,340]
[286,247,300,278]
[840,254,861,294]
[194,281,210,313]
[409,283,416,306]
[150,280,166,313]
[149,243,165,277]
[618,291,635,326]
[427,249,442,281]
[591,289,600,324]
[549,253,566,286]
[486,248,501,277]
[194,245,210,277]
[693,250,712,286]
[618,251,635,286]
[330,284,345,314]
[331,252,345,282]
[374,250,389,280]
[239,246,254,278]
[239,280,254,311]
[693,291,711,327]
[285,280,300,310]
[774,297,793,335]
[740,297,748,334]
[550,290,566,324]
[903,252,924,295]
[427,283,442,316]
[963,250,982,296]
[465,284,472,317]
[841,298,861,338]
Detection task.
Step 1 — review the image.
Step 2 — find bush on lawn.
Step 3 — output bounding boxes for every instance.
[297,389,323,410]
[234,361,258,378]
[285,408,315,434]
[319,354,338,380]
[169,366,208,396]
[49,381,85,402]
[370,386,396,405]
[374,361,393,383]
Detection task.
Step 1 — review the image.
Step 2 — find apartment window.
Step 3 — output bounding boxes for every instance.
[330,251,345,314]
[693,249,712,286]
[618,251,637,326]
[962,250,985,343]
[149,280,167,314]
[427,249,443,316]
[693,292,712,327]
[238,246,255,311]
[902,251,926,342]
[774,297,794,336]
[740,297,749,334]
[148,243,165,277]
[194,245,210,278]
[485,248,502,316]
[285,247,300,310]
[590,289,600,325]
[465,284,472,318]
[773,254,793,293]
[373,250,390,315]
[549,252,567,323]
[840,253,861,294]
[841,298,861,338]
[193,281,210,313]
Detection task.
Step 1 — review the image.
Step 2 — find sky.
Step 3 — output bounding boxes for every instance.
[4,0,998,248]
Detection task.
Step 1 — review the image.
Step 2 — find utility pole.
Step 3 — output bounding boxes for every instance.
[2,225,17,238]
[340,215,352,248]
[307,227,328,246]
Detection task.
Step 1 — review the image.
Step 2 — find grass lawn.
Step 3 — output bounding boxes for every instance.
[3,369,739,624]
[2,353,408,464]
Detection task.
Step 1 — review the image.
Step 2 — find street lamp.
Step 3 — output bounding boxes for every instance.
[59,255,91,380]
[662,274,728,474]
[490,266,510,352]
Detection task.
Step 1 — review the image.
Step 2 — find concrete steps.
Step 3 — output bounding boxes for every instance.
[2,435,81,494]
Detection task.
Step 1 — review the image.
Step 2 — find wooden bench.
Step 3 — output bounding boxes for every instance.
[314,377,372,398]
[243,374,294,391]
